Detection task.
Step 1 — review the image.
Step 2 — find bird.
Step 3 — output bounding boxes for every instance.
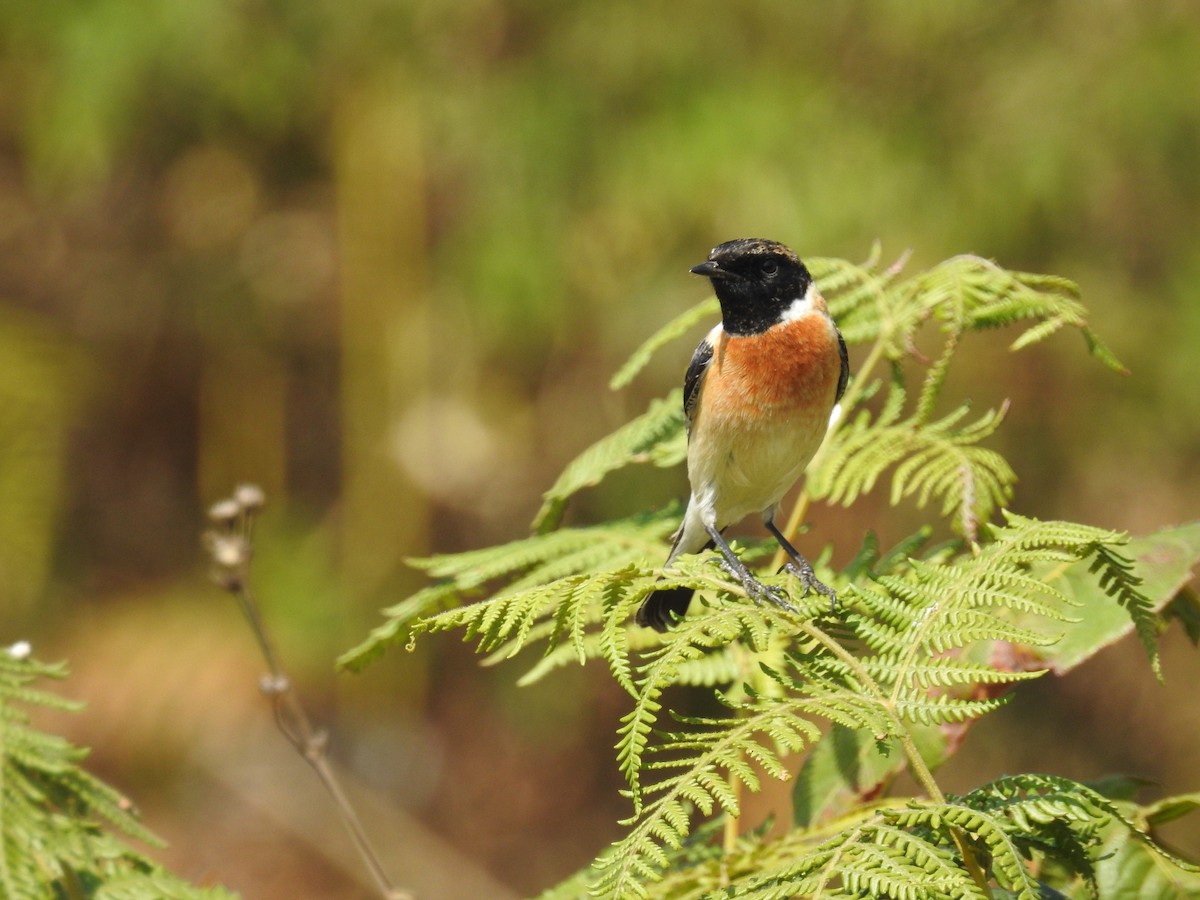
[636,238,849,632]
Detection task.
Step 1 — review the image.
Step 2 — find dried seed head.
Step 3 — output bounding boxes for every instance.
[208,498,241,525]
[206,532,249,568]
[234,483,266,511]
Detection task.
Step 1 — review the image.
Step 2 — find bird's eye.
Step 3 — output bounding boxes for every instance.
[761,260,779,277]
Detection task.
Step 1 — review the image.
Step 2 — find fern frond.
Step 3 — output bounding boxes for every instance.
[807,250,912,347]
[338,581,463,671]
[859,655,1044,691]
[508,621,658,696]
[614,567,834,805]
[999,513,1161,673]
[812,373,1014,539]
[844,518,1098,700]
[95,873,240,899]
[596,701,821,898]
[731,816,985,900]
[1087,543,1160,677]
[905,256,1127,371]
[595,511,1159,895]
[413,508,676,588]
[610,298,720,390]
[414,565,647,660]
[616,602,769,808]
[0,654,231,898]
[347,510,680,668]
[674,772,1141,899]
[533,391,686,532]
[339,249,1175,900]
[887,804,1043,898]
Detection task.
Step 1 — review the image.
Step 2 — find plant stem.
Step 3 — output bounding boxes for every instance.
[243,580,410,900]
[798,619,993,897]
[207,493,410,900]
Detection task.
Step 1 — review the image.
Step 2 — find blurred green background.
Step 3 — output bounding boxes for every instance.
[1,1,1198,896]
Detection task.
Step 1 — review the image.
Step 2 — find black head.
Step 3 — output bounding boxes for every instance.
[690,238,812,335]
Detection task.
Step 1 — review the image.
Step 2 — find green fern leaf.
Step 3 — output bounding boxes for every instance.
[615,574,820,807]
[533,391,685,532]
[733,816,985,900]
[0,654,234,898]
[339,250,1176,900]
[610,298,720,390]
[338,581,462,671]
[812,376,1014,540]
[1086,543,1160,677]
[808,250,913,347]
[598,702,821,898]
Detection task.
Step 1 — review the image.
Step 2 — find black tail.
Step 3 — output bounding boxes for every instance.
[636,586,695,633]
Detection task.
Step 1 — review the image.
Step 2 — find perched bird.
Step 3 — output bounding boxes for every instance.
[636,238,849,632]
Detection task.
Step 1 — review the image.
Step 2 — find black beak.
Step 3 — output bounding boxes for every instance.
[689,260,725,278]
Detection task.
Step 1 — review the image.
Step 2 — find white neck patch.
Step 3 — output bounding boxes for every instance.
[778,281,817,324]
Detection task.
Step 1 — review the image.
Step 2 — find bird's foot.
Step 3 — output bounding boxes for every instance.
[781,559,837,614]
[716,558,798,614]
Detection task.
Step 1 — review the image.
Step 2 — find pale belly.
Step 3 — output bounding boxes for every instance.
[688,403,830,528]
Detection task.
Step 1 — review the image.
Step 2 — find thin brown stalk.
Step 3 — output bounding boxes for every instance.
[205,485,411,900]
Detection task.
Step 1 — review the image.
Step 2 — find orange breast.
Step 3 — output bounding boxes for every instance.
[700,314,841,429]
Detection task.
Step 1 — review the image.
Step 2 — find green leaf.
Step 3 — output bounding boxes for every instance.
[96,873,241,899]
[1027,521,1200,675]
[337,582,462,672]
[1164,587,1200,645]
[1142,792,1200,829]
[339,251,1184,900]
[1091,795,1200,897]
[532,391,685,533]
[610,297,719,390]
[0,654,235,897]
[811,374,1015,540]
[792,723,948,828]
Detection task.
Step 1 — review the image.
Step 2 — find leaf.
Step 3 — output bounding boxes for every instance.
[1025,521,1200,675]
[337,251,1183,900]
[1164,587,1200,645]
[811,374,1015,540]
[0,654,234,897]
[610,297,719,389]
[532,391,685,533]
[1142,792,1200,829]
[337,582,462,672]
[792,723,948,828]
[1091,794,1200,896]
[346,509,680,671]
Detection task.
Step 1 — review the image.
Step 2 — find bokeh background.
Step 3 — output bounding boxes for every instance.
[2,2,1198,897]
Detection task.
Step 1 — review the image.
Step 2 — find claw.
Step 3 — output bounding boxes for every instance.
[713,556,797,613]
[740,572,799,614]
[782,560,837,614]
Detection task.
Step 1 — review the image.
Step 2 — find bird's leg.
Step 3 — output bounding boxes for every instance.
[703,524,797,614]
[765,518,837,614]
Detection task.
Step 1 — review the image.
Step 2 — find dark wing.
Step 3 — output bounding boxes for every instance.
[834,325,849,403]
[682,336,714,435]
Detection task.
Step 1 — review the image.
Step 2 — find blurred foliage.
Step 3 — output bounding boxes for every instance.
[0,650,235,899]
[0,1,1197,896]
